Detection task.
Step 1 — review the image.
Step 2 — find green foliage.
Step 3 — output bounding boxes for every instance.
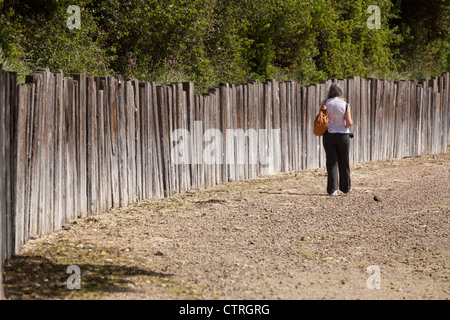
[1,0,113,78]
[391,0,450,80]
[0,3,32,82]
[0,44,32,83]
[0,0,448,91]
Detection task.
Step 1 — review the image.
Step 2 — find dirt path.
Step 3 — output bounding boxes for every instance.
[3,152,449,300]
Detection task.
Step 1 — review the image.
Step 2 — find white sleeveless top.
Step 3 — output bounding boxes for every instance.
[326,97,350,134]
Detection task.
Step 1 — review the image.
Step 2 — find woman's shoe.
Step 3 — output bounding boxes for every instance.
[343,188,352,194]
[329,190,338,196]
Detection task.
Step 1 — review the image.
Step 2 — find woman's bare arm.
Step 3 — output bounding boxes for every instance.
[345,106,353,127]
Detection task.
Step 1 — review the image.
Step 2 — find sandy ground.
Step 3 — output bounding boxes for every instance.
[3,151,449,300]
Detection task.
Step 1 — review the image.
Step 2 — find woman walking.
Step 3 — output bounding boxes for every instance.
[323,83,353,196]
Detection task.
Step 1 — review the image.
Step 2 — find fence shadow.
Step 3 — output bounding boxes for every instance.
[2,254,172,300]
[258,191,330,197]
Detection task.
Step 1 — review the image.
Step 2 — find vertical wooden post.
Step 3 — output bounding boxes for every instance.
[214,87,221,185]
[302,84,308,169]
[132,80,142,201]
[183,82,195,188]
[0,67,6,299]
[295,82,302,171]
[151,83,164,197]
[72,73,88,218]
[247,83,257,179]
[26,70,46,236]
[358,78,366,163]
[86,76,98,215]
[235,84,245,181]
[45,70,55,234]
[417,79,425,156]
[6,70,17,255]
[305,84,317,169]
[243,84,249,179]
[318,80,328,168]
[67,78,79,220]
[203,93,212,188]
[376,79,384,161]
[208,88,215,184]
[257,82,264,176]
[290,81,299,170]
[279,82,288,172]
[404,80,411,157]
[139,83,149,200]
[230,84,240,181]
[52,70,65,231]
[196,94,205,187]
[426,80,432,155]
[124,80,136,203]
[157,85,170,196]
[351,76,361,164]
[370,79,379,160]
[387,80,396,160]
[116,78,128,206]
[392,81,400,158]
[286,81,294,172]
[415,82,423,156]
[229,84,238,181]
[225,83,235,181]
[175,82,187,193]
[169,85,179,194]
[24,79,36,245]
[95,79,106,213]
[165,85,175,194]
[430,77,439,154]
[443,73,449,151]
[409,80,417,157]
[14,83,34,253]
[270,80,281,173]
[219,84,228,183]
[262,80,273,175]
[105,77,119,208]
[445,73,450,148]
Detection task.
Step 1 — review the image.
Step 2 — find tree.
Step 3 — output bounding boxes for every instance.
[391,0,450,78]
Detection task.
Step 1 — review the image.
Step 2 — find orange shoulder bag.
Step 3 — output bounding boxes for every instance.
[313,104,328,136]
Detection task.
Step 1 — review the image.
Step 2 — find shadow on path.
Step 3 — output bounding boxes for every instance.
[3,252,172,300]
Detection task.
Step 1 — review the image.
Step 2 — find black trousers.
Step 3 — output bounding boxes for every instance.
[323,131,351,194]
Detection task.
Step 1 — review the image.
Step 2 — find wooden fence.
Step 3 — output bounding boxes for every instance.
[0,65,449,295]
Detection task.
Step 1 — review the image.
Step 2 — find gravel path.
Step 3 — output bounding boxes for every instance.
[3,151,449,300]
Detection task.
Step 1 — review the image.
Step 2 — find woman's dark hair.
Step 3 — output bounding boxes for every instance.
[328,83,343,99]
